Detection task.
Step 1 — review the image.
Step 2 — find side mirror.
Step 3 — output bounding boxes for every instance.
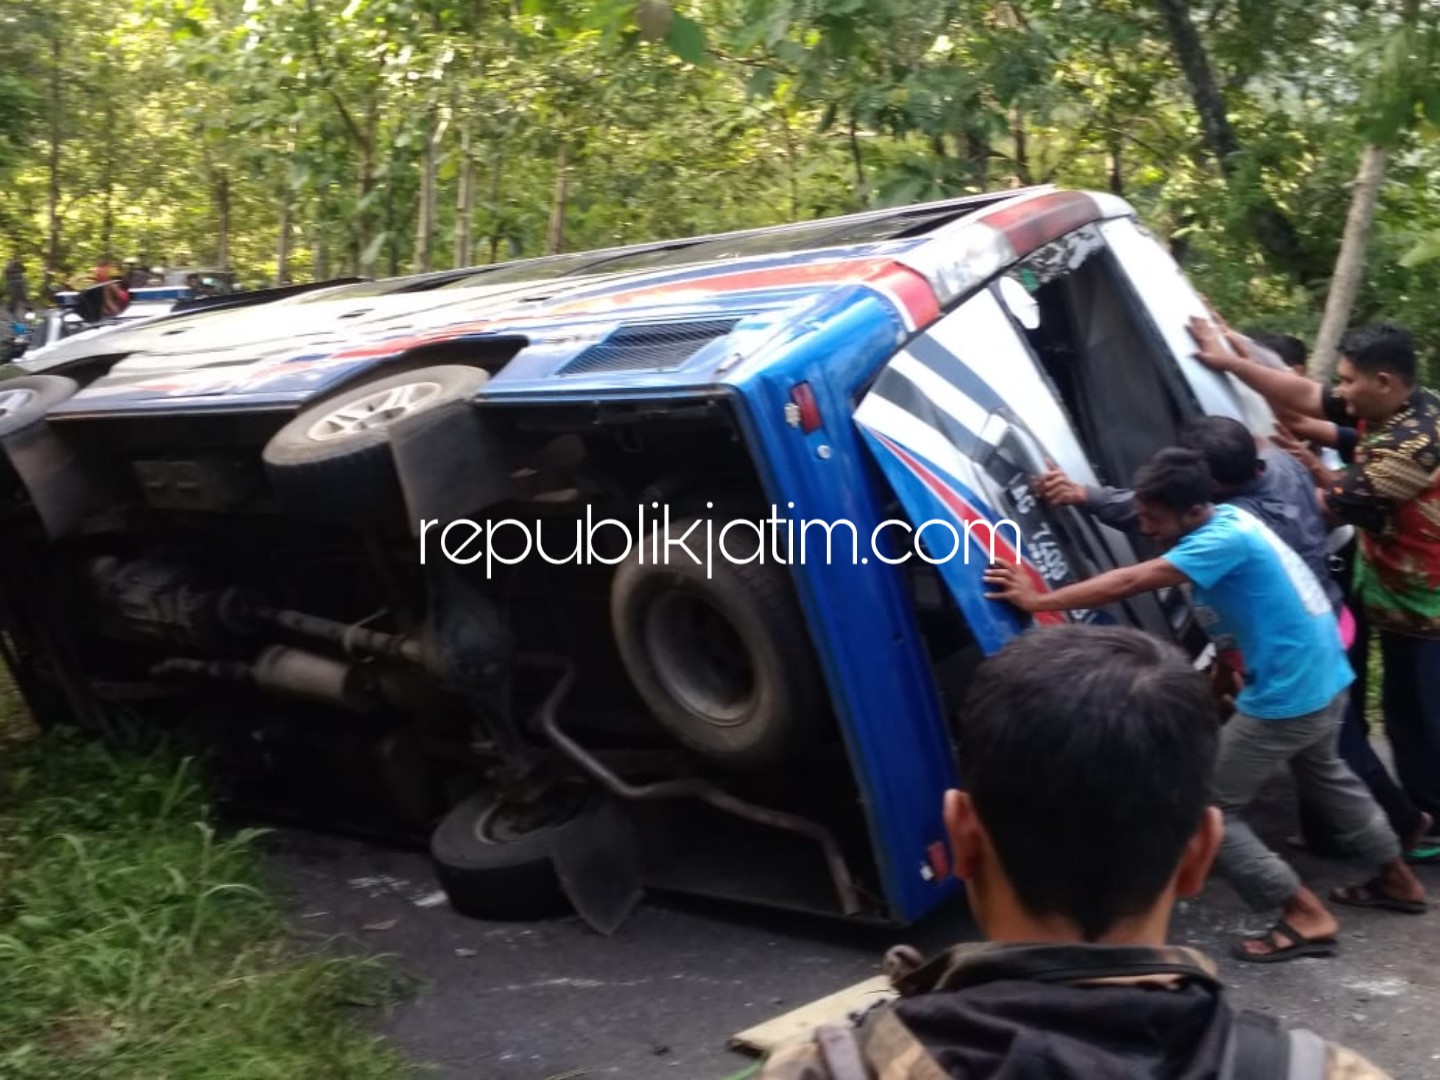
[73,281,131,323]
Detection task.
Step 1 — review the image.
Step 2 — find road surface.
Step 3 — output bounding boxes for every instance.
[268,772,1440,1079]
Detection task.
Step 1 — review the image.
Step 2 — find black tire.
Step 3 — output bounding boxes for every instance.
[261,364,490,522]
[430,787,599,920]
[610,513,827,770]
[0,375,78,439]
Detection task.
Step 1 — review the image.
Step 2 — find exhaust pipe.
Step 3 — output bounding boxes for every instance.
[151,646,381,713]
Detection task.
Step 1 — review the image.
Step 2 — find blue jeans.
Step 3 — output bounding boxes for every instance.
[1379,631,1440,825]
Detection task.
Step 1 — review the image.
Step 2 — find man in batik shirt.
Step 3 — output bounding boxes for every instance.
[1190,318,1440,867]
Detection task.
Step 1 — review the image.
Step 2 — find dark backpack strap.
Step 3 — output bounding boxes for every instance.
[1224,1009,1289,1080]
[854,1006,951,1080]
[1225,1009,1329,1080]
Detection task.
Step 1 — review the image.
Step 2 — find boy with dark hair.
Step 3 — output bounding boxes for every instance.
[986,447,1427,962]
[756,625,1389,1079]
[1190,316,1440,854]
[1246,329,1309,375]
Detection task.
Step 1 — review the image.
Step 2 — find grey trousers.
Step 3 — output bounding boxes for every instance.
[1213,689,1400,910]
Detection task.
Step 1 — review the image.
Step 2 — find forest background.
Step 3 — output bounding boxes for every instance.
[2,0,1439,375]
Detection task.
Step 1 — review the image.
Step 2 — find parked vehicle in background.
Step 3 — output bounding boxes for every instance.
[13,292,171,361]
[8,273,332,375]
[0,187,1275,930]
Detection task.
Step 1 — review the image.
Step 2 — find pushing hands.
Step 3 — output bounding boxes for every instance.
[1187,314,1240,373]
[1033,461,1086,506]
[984,560,1037,612]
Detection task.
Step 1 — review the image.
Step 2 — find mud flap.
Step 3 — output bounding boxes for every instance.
[388,398,511,537]
[1,424,117,540]
[550,796,644,936]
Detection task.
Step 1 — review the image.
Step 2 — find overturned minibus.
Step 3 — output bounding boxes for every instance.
[0,187,1272,929]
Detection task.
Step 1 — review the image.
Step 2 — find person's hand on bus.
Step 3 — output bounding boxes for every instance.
[1033,463,1086,507]
[983,560,1038,612]
[1187,314,1243,373]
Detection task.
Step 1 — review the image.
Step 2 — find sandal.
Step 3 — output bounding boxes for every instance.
[1405,840,1440,865]
[1231,919,1338,964]
[1402,813,1438,863]
[1330,878,1428,914]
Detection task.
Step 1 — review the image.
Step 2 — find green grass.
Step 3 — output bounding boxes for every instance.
[0,679,418,1079]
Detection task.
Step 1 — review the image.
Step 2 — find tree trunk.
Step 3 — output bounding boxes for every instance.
[1151,0,1312,282]
[1152,0,1238,165]
[848,115,869,206]
[276,193,292,286]
[383,136,399,277]
[355,101,378,276]
[485,151,504,263]
[961,124,988,189]
[44,26,62,292]
[1011,108,1032,187]
[781,111,799,219]
[545,143,568,256]
[414,108,445,274]
[100,91,116,263]
[1106,129,1124,196]
[454,123,475,268]
[312,220,329,281]
[215,171,230,268]
[1308,0,1419,378]
[1309,148,1388,379]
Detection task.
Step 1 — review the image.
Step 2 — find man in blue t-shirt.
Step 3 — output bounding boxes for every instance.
[985,447,1427,963]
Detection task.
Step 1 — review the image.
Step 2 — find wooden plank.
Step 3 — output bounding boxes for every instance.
[729,974,896,1055]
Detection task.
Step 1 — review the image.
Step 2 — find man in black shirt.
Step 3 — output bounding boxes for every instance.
[1191,317,1440,865]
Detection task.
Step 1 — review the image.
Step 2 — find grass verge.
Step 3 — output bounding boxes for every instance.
[0,683,417,1079]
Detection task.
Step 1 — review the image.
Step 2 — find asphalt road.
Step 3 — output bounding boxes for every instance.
[267,772,1440,1080]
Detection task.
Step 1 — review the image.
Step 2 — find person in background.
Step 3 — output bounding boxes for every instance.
[757,625,1390,1079]
[1256,343,1440,865]
[987,447,1428,962]
[4,254,27,321]
[1246,328,1309,378]
[1190,317,1440,858]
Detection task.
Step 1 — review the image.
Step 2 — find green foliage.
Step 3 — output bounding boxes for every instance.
[1354,9,1440,146]
[0,702,414,1079]
[0,0,1437,370]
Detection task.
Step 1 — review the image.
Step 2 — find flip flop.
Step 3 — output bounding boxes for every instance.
[1231,919,1338,964]
[1330,878,1428,914]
